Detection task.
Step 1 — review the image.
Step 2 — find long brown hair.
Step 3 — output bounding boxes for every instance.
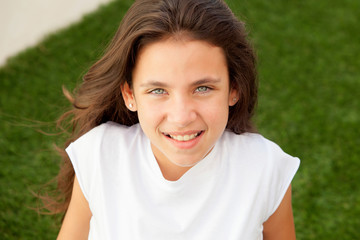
[43,0,257,216]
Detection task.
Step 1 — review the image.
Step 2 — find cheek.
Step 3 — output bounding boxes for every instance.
[200,100,229,125]
[137,102,164,126]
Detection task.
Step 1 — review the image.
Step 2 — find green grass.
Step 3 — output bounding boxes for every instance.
[0,0,359,239]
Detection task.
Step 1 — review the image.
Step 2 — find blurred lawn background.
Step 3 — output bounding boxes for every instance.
[0,0,359,239]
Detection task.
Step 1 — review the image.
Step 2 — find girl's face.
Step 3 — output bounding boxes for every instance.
[122,38,238,178]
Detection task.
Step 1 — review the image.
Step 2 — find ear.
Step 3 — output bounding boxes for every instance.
[121,82,137,111]
[228,88,239,106]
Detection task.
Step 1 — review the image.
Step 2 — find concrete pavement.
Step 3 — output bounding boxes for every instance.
[0,0,113,66]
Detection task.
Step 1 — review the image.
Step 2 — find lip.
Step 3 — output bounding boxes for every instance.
[163,130,202,136]
[162,130,204,149]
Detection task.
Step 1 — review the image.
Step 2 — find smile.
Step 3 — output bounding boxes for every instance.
[163,131,203,142]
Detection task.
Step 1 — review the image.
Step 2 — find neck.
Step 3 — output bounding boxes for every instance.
[158,160,192,181]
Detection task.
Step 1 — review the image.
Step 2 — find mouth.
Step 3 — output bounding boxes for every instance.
[163,131,204,142]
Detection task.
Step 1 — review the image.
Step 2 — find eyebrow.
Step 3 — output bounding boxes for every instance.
[139,81,168,88]
[139,78,221,88]
[192,78,221,86]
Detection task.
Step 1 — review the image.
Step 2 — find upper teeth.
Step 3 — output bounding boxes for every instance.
[169,132,200,141]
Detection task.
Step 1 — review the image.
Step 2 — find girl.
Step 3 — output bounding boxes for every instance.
[52,0,300,239]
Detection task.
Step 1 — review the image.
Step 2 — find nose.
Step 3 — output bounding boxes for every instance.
[167,95,197,127]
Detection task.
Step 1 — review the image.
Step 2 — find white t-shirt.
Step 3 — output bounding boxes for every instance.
[66,122,300,240]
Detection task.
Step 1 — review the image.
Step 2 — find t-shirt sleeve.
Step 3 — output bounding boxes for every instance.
[66,143,91,202]
[263,139,300,221]
[65,125,106,202]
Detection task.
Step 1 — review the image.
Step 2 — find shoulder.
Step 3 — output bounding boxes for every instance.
[65,122,143,175]
[221,131,300,221]
[65,122,143,201]
[80,121,140,138]
[71,122,141,148]
[220,130,300,185]
[222,131,288,157]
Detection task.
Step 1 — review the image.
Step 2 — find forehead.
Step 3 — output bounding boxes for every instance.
[132,38,228,86]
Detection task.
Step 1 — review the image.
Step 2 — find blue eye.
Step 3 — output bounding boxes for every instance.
[150,88,166,95]
[195,86,210,92]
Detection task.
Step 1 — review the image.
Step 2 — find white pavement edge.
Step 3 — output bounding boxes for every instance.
[0,0,113,66]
